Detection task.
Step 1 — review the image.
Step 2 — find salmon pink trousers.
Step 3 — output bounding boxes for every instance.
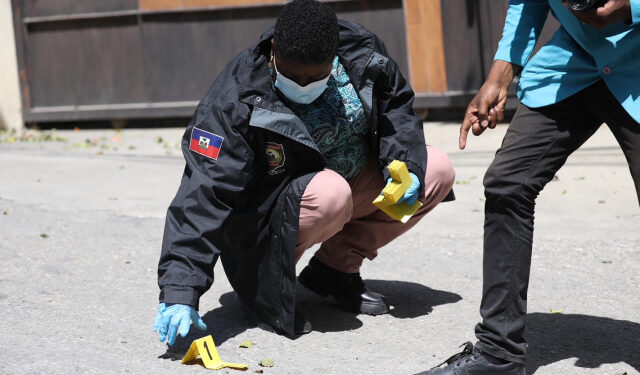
[296,145,455,273]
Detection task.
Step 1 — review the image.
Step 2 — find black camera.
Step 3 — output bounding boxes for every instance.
[565,0,606,11]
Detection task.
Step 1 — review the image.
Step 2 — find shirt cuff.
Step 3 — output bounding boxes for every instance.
[493,45,526,68]
[160,285,201,310]
[631,0,640,25]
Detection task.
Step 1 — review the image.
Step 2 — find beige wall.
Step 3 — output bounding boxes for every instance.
[0,0,23,131]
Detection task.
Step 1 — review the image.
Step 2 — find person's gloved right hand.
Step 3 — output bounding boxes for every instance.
[384,172,420,205]
[153,303,207,346]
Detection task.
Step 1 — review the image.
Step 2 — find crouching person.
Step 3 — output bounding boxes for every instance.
[153,0,455,345]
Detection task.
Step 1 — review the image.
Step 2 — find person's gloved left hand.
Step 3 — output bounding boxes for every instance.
[153,303,207,346]
[384,172,421,205]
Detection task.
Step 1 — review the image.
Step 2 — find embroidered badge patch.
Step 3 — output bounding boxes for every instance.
[266,142,286,175]
[189,127,224,160]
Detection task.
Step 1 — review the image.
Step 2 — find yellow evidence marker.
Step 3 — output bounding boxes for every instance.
[181,335,248,371]
[372,160,422,223]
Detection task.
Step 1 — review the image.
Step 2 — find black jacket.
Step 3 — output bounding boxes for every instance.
[158,20,428,336]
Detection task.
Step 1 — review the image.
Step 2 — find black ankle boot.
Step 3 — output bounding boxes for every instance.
[416,342,525,375]
[298,256,388,315]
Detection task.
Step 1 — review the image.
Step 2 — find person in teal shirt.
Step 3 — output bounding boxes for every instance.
[419,0,640,374]
[497,0,640,122]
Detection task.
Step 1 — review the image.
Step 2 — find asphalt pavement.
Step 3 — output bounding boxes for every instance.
[0,122,638,375]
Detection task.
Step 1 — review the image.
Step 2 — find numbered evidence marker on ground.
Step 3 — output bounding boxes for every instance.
[181,335,248,370]
[372,160,423,223]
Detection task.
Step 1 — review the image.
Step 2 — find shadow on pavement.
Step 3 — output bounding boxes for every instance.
[297,302,365,333]
[297,279,462,332]
[160,280,462,360]
[526,312,640,374]
[365,279,463,319]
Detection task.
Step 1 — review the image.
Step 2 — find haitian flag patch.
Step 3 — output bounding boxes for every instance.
[189,127,224,160]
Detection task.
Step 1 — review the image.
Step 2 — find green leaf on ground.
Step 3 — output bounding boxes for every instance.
[601,260,613,264]
[40,233,49,239]
[259,358,274,367]
[239,340,252,348]
[455,180,471,185]
[550,309,563,314]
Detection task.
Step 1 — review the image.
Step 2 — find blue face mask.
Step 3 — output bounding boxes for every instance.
[273,56,330,105]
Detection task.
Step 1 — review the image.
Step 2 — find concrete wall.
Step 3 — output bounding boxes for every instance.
[0,0,23,131]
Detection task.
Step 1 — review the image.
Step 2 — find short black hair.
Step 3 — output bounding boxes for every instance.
[273,0,339,64]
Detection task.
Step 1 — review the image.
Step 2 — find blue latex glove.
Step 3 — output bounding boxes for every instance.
[384,172,421,205]
[153,303,207,346]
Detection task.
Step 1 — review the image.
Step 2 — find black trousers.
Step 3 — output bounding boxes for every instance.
[474,80,640,364]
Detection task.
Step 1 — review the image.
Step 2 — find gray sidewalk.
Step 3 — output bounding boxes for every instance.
[0,123,638,375]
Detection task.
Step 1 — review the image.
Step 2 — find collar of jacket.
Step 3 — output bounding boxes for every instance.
[236,20,388,152]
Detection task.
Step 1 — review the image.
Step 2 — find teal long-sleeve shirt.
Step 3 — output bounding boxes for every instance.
[495,0,640,123]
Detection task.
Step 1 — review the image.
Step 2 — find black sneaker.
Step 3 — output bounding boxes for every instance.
[416,342,525,375]
[298,256,388,315]
[294,309,312,335]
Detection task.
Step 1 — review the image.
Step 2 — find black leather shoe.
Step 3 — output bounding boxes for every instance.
[294,309,312,335]
[298,256,388,315]
[416,342,524,375]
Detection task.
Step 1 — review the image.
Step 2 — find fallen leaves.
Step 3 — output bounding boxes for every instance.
[550,309,563,314]
[0,129,66,143]
[239,341,253,348]
[259,359,274,368]
[455,175,477,185]
[40,233,49,239]
[2,128,183,157]
[69,137,115,152]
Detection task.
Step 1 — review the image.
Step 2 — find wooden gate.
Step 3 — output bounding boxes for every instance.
[11,0,558,123]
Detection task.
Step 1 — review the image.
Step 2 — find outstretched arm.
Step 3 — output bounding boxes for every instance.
[159,103,255,309]
[459,0,549,149]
